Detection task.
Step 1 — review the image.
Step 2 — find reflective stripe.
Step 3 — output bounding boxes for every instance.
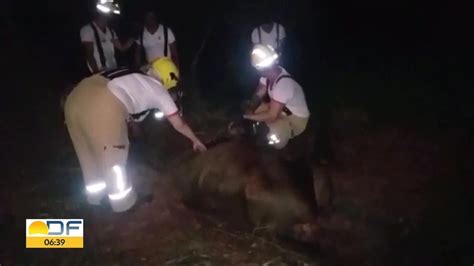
[154,111,164,119]
[108,187,133,200]
[96,4,111,13]
[256,54,278,69]
[252,48,266,58]
[112,165,125,191]
[100,67,143,80]
[268,134,281,145]
[130,109,152,122]
[109,165,133,201]
[86,182,106,193]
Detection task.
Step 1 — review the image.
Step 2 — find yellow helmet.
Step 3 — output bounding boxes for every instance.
[151,57,179,90]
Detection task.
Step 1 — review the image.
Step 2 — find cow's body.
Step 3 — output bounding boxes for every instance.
[174,139,320,242]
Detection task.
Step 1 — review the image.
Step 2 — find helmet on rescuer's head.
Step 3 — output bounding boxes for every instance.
[150,57,179,90]
[251,44,279,70]
[96,0,121,15]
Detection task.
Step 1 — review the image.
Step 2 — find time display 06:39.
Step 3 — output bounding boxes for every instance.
[43,238,66,246]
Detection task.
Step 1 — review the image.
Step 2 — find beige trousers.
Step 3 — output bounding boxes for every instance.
[64,75,136,212]
[255,103,309,149]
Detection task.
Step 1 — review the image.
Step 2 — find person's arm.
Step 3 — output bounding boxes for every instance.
[114,38,134,52]
[167,114,207,152]
[112,30,134,52]
[244,99,284,123]
[251,28,258,45]
[242,81,267,113]
[244,78,294,122]
[83,42,99,73]
[80,26,99,73]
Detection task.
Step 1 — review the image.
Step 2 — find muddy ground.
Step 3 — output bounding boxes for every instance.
[1,38,474,266]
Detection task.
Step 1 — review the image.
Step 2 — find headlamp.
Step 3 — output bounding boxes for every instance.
[96,0,121,15]
[251,44,279,70]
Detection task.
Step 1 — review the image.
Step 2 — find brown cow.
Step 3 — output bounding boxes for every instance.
[173,138,322,243]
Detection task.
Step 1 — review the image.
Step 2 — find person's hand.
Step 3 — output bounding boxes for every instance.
[245,109,254,115]
[192,140,207,152]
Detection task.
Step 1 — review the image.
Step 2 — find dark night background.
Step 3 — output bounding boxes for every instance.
[1,0,472,123]
[1,0,473,265]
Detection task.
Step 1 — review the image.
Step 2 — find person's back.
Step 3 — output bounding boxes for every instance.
[262,67,309,119]
[105,69,178,116]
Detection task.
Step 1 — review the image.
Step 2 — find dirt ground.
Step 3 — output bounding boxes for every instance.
[1,114,320,265]
[2,101,473,265]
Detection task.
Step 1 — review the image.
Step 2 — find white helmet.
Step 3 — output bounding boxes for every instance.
[96,0,121,15]
[251,44,279,70]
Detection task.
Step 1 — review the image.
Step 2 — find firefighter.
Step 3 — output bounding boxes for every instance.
[135,11,179,68]
[80,1,134,73]
[242,44,310,149]
[64,57,206,212]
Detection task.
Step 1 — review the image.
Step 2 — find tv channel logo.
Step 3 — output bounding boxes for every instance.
[26,219,83,248]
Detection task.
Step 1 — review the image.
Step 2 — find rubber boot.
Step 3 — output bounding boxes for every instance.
[109,189,137,213]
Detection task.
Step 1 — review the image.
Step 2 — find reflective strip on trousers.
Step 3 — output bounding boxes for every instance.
[86,182,106,193]
[108,165,132,201]
[109,187,133,200]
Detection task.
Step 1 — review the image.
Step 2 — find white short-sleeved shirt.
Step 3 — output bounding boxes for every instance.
[251,23,286,51]
[107,72,178,117]
[259,68,310,118]
[137,25,176,63]
[80,23,117,71]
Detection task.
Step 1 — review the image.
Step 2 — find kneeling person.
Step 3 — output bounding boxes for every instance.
[64,57,206,212]
[243,44,310,149]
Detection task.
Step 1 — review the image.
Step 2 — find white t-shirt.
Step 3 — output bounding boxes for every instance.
[107,72,178,116]
[251,23,286,51]
[259,68,310,118]
[80,23,117,71]
[137,25,176,63]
